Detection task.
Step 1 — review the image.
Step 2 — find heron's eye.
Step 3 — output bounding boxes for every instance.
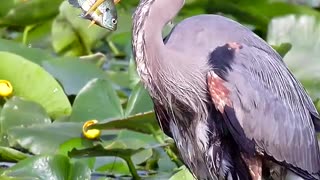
[112,18,117,24]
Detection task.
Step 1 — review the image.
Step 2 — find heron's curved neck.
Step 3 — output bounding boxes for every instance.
[132,0,185,68]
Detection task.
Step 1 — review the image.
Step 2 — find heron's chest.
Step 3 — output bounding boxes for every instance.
[169,120,216,179]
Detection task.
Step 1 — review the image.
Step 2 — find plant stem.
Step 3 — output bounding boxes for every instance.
[148,124,182,167]
[22,25,36,45]
[123,157,141,180]
[107,40,121,56]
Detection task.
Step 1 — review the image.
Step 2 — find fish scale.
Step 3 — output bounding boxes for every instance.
[67,0,118,31]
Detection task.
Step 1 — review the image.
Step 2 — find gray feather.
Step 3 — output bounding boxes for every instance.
[209,43,320,176]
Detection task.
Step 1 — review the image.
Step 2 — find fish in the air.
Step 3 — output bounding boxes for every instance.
[68,0,119,31]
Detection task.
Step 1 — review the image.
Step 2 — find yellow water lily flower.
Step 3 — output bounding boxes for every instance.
[0,80,13,97]
[82,120,101,139]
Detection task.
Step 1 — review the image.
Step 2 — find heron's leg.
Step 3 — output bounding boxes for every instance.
[242,154,262,180]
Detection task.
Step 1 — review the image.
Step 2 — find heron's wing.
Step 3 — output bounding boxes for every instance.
[207,42,320,177]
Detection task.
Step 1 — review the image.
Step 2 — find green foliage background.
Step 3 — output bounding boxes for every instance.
[0,0,319,179]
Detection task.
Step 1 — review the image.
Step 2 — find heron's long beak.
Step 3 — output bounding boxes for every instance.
[86,0,121,16]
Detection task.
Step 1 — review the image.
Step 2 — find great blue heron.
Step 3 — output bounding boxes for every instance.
[129,0,320,179]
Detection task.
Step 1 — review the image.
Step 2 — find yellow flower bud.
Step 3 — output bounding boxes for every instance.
[0,80,13,97]
[82,120,101,139]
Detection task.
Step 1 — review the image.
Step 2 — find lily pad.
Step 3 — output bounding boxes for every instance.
[0,38,53,65]
[125,83,153,117]
[0,146,28,162]
[0,0,63,26]
[69,144,144,159]
[0,51,71,119]
[169,166,195,180]
[0,154,91,180]
[90,111,159,134]
[0,1,14,18]
[94,157,130,175]
[42,58,108,95]
[7,122,83,155]
[58,137,94,157]
[0,97,51,146]
[69,78,124,122]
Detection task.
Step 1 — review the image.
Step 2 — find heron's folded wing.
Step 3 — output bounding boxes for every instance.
[206,42,320,176]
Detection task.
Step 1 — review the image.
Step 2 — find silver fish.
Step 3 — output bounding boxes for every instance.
[68,0,118,31]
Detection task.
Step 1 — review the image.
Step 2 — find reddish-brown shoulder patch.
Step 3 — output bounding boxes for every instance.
[227,42,243,52]
[207,72,232,112]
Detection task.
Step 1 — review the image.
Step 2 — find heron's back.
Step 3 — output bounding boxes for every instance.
[165,14,280,61]
[164,14,319,127]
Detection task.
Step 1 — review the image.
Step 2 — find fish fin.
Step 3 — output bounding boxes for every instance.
[68,0,81,8]
[79,12,93,21]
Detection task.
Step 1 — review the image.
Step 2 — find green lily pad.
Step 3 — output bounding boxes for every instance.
[125,83,153,116]
[58,138,96,170]
[69,144,144,178]
[0,1,14,18]
[103,131,154,165]
[125,83,153,117]
[0,97,51,146]
[58,137,94,157]
[70,129,160,175]
[69,78,124,122]
[94,157,130,175]
[79,53,106,67]
[132,148,153,165]
[0,154,91,180]
[169,166,195,180]
[0,38,53,65]
[207,0,320,34]
[0,146,28,162]
[157,148,177,172]
[0,0,63,26]
[69,144,144,159]
[42,58,108,95]
[7,122,83,155]
[90,111,159,134]
[17,21,54,50]
[106,71,131,89]
[0,51,71,119]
